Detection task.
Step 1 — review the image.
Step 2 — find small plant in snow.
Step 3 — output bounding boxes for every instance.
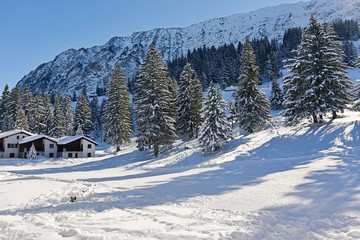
[27,143,37,160]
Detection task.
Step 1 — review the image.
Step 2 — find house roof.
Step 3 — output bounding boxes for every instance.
[19,135,57,144]
[0,129,34,139]
[57,135,98,145]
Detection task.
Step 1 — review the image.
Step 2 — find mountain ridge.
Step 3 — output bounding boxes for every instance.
[18,0,360,96]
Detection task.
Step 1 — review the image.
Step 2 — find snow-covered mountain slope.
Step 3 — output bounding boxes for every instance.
[18,0,360,96]
[0,110,359,239]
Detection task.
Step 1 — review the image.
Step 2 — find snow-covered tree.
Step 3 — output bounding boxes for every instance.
[30,94,46,134]
[234,38,270,133]
[103,65,132,151]
[134,44,177,157]
[198,82,231,152]
[342,40,358,67]
[50,96,66,138]
[270,77,284,110]
[15,108,29,131]
[353,82,360,110]
[178,63,203,138]
[0,85,14,131]
[74,92,92,137]
[43,93,54,135]
[10,85,23,129]
[283,16,353,123]
[27,143,37,160]
[62,95,74,136]
[90,95,101,139]
[75,124,83,136]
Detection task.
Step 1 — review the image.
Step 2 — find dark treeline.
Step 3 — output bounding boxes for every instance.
[167,19,360,89]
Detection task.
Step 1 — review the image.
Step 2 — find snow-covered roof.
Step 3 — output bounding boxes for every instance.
[224,86,238,92]
[0,129,34,139]
[19,135,57,144]
[57,135,98,145]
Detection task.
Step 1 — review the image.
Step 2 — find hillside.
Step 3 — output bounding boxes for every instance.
[0,108,359,239]
[17,0,360,96]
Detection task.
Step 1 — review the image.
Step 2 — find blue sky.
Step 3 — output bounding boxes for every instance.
[0,0,307,91]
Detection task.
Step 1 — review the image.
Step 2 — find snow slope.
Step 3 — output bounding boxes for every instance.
[18,0,360,97]
[0,107,359,239]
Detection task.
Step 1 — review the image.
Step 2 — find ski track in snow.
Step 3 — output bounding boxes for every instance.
[0,111,360,239]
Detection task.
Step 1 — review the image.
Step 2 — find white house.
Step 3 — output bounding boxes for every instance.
[0,129,98,159]
[18,135,58,158]
[57,135,98,158]
[0,130,33,158]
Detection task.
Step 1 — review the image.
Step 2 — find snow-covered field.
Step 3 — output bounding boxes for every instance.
[0,108,360,239]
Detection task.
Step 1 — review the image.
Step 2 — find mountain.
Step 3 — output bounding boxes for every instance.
[18,0,360,97]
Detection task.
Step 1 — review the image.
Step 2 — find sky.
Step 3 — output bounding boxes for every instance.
[0,0,308,91]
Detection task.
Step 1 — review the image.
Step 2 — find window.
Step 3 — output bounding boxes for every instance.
[9,153,15,158]
[16,136,19,139]
[87,153,92,157]
[49,144,54,149]
[75,153,78,158]
[49,153,54,158]
[88,144,92,149]
[68,153,73,158]
[7,144,17,148]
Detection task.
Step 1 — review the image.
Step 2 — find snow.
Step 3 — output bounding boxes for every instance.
[0,107,359,239]
[57,135,97,145]
[19,135,56,144]
[0,129,33,139]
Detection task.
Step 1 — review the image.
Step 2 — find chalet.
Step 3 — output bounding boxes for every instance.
[0,129,97,159]
[0,130,33,158]
[57,135,97,158]
[19,135,58,158]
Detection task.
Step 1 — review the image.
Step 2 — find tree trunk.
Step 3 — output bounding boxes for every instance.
[312,113,318,123]
[154,142,159,158]
[332,111,337,119]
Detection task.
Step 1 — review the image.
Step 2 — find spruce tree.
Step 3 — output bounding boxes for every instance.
[90,95,101,139]
[283,16,353,123]
[15,108,29,130]
[62,95,74,136]
[198,82,231,152]
[27,143,37,160]
[10,85,22,128]
[352,82,360,110]
[51,96,66,138]
[0,85,13,131]
[178,63,203,138]
[270,77,284,110]
[43,93,54,135]
[134,44,177,157]
[74,92,92,137]
[234,38,270,133]
[30,94,46,134]
[103,65,132,151]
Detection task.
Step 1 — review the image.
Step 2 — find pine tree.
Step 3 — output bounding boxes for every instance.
[198,82,231,152]
[134,44,177,157]
[90,95,101,139]
[21,86,33,120]
[0,85,14,131]
[270,77,284,110]
[27,143,37,160]
[15,108,29,130]
[352,82,360,110]
[103,65,132,151]
[342,40,358,67]
[30,94,46,134]
[178,63,203,138]
[74,92,92,137]
[62,95,74,136]
[10,85,22,128]
[283,16,353,123]
[51,96,66,138]
[43,93,54,135]
[234,38,270,133]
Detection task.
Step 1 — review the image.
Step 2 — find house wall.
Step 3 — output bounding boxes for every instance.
[2,133,30,158]
[20,138,58,158]
[59,139,96,158]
